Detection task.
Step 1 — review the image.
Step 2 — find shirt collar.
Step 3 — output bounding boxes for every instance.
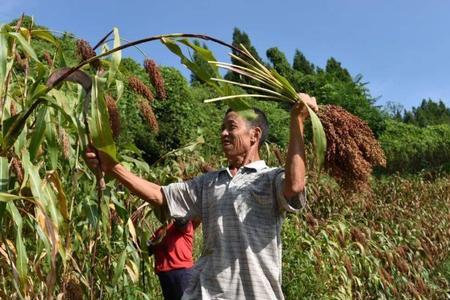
[219,160,268,177]
[242,160,267,171]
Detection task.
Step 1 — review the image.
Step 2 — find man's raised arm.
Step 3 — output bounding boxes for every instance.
[85,148,166,207]
[283,93,318,199]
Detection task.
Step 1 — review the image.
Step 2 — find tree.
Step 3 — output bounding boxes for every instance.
[225,28,263,84]
[325,57,352,82]
[382,101,405,121]
[293,49,315,75]
[190,40,215,84]
[403,99,450,127]
[266,47,293,78]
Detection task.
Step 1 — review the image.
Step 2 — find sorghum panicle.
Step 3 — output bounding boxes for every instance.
[317,105,386,192]
[11,156,24,185]
[63,274,83,300]
[342,256,353,278]
[105,94,121,139]
[14,52,28,71]
[43,51,53,66]
[139,100,159,133]
[58,127,70,160]
[144,59,167,100]
[10,101,17,116]
[76,39,101,70]
[128,76,154,102]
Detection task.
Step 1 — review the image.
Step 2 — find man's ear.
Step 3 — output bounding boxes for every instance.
[251,127,262,145]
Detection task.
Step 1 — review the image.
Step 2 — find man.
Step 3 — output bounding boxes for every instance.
[86,93,317,299]
[148,218,200,300]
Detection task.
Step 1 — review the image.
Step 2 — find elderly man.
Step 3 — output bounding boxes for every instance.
[86,93,317,299]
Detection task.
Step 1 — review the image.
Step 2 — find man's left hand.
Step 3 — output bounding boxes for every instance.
[292,93,318,119]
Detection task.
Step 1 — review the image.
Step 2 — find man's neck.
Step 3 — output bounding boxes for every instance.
[227,152,260,176]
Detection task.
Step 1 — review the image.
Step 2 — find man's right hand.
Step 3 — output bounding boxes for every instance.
[85,147,118,174]
[85,147,166,207]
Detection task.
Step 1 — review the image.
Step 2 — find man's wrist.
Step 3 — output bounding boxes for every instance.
[109,163,125,176]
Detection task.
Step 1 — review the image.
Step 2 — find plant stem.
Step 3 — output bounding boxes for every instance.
[46,33,246,90]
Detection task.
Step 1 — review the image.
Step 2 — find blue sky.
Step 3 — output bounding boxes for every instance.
[1,0,449,109]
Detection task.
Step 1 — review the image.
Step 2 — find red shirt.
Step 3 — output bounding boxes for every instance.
[151,220,199,273]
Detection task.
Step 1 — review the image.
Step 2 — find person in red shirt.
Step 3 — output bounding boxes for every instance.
[148,218,199,300]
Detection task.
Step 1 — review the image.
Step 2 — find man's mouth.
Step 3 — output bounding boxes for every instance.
[222,140,232,147]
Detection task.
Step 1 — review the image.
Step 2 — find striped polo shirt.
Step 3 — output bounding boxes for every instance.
[162,160,306,300]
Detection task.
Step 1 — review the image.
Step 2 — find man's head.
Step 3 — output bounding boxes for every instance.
[221,108,269,158]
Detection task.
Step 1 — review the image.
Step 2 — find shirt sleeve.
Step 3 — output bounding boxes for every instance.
[273,169,307,213]
[161,175,204,220]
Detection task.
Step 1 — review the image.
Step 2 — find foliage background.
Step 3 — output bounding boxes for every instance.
[0,17,449,299]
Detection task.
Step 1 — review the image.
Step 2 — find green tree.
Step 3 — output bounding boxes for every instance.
[325,57,352,82]
[293,49,315,75]
[190,40,215,85]
[225,28,263,84]
[403,99,450,127]
[382,101,405,121]
[266,47,293,78]
[380,120,450,173]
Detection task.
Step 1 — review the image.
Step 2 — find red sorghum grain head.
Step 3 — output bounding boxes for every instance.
[128,76,154,102]
[415,276,428,295]
[350,227,367,245]
[14,52,28,71]
[58,127,70,160]
[109,207,120,225]
[407,281,420,298]
[317,105,386,192]
[43,51,53,66]
[343,256,353,278]
[105,94,121,139]
[139,99,159,133]
[11,156,24,185]
[305,212,319,229]
[10,101,17,116]
[379,267,394,286]
[395,256,409,274]
[63,274,83,300]
[144,59,167,100]
[76,39,101,70]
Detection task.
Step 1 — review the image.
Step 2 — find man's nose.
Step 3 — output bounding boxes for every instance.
[221,129,228,137]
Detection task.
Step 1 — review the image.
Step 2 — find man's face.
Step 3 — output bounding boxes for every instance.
[221,111,255,158]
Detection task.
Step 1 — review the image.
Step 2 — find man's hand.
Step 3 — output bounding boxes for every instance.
[292,93,319,119]
[85,147,118,174]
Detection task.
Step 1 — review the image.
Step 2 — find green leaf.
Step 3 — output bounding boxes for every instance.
[112,249,127,284]
[30,29,59,46]
[115,79,124,102]
[1,98,46,155]
[88,76,117,161]
[7,202,28,283]
[29,106,47,160]
[44,113,58,169]
[108,27,121,84]
[0,157,9,223]
[161,37,210,83]
[0,157,8,192]
[9,32,39,62]
[22,151,45,204]
[0,192,27,202]
[22,152,62,227]
[270,69,297,98]
[307,106,326,170]
[0,29,9,92]
[178,38,219,75]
